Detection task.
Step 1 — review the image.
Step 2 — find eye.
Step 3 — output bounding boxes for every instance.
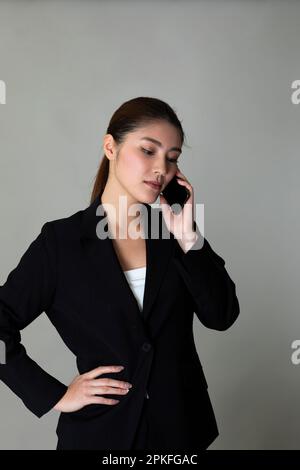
[141,148,178,164]
[141,147,154,156]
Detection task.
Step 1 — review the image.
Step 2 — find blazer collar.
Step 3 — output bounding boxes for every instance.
[79,193,175,333]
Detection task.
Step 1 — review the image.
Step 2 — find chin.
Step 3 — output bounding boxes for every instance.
[140,193,159,204]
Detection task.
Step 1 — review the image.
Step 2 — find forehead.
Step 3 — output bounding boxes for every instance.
[128,121,182,147]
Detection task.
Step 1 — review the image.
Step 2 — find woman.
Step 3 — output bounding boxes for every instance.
[0,97,240,450]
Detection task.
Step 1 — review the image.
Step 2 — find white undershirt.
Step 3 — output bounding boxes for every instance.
[123,266,146,312]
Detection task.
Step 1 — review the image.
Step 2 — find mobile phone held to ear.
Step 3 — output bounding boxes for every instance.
[160,175,190,211]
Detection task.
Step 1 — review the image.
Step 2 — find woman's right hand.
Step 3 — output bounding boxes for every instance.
[53,365,133,413]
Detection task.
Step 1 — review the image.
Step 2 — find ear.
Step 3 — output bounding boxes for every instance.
[103,134,117,161]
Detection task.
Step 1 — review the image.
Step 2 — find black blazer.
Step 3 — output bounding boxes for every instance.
[0,194,240,450]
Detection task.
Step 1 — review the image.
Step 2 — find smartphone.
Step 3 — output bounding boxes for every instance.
[160,175,190,211]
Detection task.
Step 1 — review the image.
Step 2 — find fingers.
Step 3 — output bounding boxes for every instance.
[57,366,129,412]
[176,169,192,190]
[84,365,124,380]
[177,178,193,199]
[83,366,132,407]
[87,386,131,396]
[175,171,193,205]
[86,382,132,407]
[175,168,187,180]
[89,378,132,389]
[89,396,120,405]
[80,365,134,408]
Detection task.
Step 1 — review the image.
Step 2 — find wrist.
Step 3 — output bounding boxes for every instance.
[177,231,199,254]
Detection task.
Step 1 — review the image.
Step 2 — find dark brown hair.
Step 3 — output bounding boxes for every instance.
[90,96,189,205]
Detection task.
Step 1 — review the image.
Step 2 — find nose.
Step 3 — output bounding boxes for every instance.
[153,173,164,185]
[154,165,167,183]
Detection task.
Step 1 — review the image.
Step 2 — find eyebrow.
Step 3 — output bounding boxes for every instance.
[140,137,182,154]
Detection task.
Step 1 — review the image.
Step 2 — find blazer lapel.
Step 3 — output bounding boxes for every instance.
[79,194,174,338]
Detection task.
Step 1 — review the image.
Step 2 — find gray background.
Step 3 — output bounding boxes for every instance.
[0,0,299,449]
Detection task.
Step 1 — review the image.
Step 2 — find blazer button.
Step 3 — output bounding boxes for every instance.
[142,342,152,352]
[145,391,150,399]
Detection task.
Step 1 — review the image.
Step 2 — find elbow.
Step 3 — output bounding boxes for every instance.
[215,294,240,331]
[215,282,240,331]
[215,272,240,331]
[198,282,240,331]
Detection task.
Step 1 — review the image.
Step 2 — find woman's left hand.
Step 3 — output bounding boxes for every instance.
[159,168,197,251]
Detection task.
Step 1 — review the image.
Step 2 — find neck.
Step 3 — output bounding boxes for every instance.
[100,184,145,239]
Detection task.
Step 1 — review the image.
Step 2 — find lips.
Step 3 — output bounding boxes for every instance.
[144,181,162,191]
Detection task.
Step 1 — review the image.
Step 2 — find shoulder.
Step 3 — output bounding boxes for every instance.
[40,200,89,244]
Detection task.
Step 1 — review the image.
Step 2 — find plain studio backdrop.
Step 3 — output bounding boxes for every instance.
[0,0,299,450]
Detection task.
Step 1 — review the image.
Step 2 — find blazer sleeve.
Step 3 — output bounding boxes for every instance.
[172,222,240,331]
[0,222,68,418]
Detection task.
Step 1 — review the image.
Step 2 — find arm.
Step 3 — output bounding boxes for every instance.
[0,222,68,418]
[172,222,240,331]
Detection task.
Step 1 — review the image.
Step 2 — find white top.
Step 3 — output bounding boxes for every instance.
[123,266,146,312]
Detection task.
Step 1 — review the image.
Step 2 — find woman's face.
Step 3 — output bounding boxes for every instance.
[106,120,182,205]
